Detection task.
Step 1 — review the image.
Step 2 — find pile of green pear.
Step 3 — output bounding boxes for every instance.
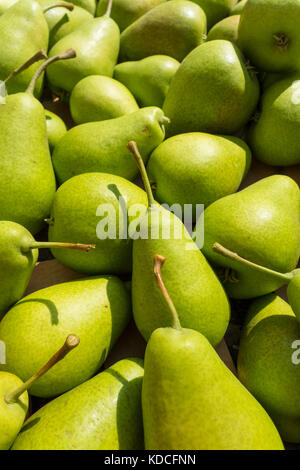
[0,0,299,451]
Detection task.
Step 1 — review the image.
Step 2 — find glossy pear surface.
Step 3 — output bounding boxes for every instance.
[45,109,67,151]
[207,14,240,43]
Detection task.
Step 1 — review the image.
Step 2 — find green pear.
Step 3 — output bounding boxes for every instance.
[128,142,230,346]
[163,40,259,137]
[207,14,240,43]
[48,172,147,274]
[198,175,300,299]
[248,76,300,166]
[0,276,131,397]
[182,0,237,29]
[238,0,300,73]
[0,51,75,234]
[147,132,251,219]
[119,1,206,62]
[230,0,247,14]
[69,75,139,124]
[142,255,284,450]
[45,109,67,150]
[11,358,144,450]
[46,0,120,93]
[114,55,180,108]
[0,0,17,15]
[0,334,79,450]
[238,294,300,443]
[0,220,94,319]
[97,0,166,32]
[0,0,49,95]
[52,107,168,183]
[70,0,95,14]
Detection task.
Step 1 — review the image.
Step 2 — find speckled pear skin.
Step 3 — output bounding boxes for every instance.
[0,276,131,397]
[185,0,237,28]
[69,75,139,125]
[0,93,56,234]
[207,14,240,43]
[119,1,206,62]
[0,0,48,96]
[45,109,67,151]
[0,372,28,450]
[46,17,120,93]
[147,132,251,218]
[163,40,259,137]
[12,359,144,450]
[114,55,180,108]
[238,294,300,443]
[0,221,38,318]
[48,173,147,274]
[143,327,284,450]
[287,274,300,323]
[200,175,300,298]
[52,107,166,184]
[248,77,300,166]
[132,205,230,346]
[97,0,166,32]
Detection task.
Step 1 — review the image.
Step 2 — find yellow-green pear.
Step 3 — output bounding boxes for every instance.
[45,109,67,151]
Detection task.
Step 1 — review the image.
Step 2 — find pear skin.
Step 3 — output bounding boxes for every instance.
[45,109,67,151]
[188,0,237,28]
[207,14,240,43]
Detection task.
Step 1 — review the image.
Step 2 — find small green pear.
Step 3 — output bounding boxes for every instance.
[147,132,251,219]
[142,255,284,450]
[48,172,147,274]
[11,358,144,450]
[52,107,168,183]
[238,294,300,443]
[114,55,180,108]
[119,1,206,62]
[0,220,94,319]
[163,40,259,137]
[0,334,79,450]
[230,0,247,15]
[97,0,166,31]
[207,15,240,43]
[0,276,131,397]
[69,75,139,124]
[45,109,67,151]
[128,142,230,347]
[182,0,237,29]
[198,175,300,299]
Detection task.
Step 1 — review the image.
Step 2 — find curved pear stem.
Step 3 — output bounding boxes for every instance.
[127,141,155,208]
[24,241,95,252]
[154,254,182,330]
[43,2,74,13]
[26,49,76,95]
[5,335,80,404]
[4,50,47,84]
[212,243,293,282]
[105,0,113,17]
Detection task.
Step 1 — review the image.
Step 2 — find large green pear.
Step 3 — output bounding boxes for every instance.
[45,109,67,151]
[0,0,49,95]
[184,0,237,29]
[70,75,139,124]
[238,294,300,443]
[238,0,300,73]
[12,359,144,450]
[48,173,147,274]
[147,132,251,219]
[0,277,131,397]
[207,14,240,43]
[142,255,284,450]
[52,107,167,183]
[248,76,300,166]
[97,0,166,31]
[119,1,206,62]
[199,175,300,298]
[114,55,180,108]
[128,142,230,346]
[163,40,259,137]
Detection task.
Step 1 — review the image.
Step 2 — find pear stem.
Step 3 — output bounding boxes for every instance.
[105,0,113,17]
[212,243,293,282]
[26,49,76,95]
[43,2,74,12]
[154,254,182,330]
[5,335,80,404]
[4,50,48,83]
[127,141,155,208]
[24,241,95,252]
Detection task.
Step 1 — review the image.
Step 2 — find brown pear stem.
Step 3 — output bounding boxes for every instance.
[26,49,76,95]
[43,2,74,13]
[154,255,182,330]
[212,243,293,282]
[127,141,155,207]
[4,50,47,83]
[26,241,95,252]
[105,0,113,17]
[5,335,80,404]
